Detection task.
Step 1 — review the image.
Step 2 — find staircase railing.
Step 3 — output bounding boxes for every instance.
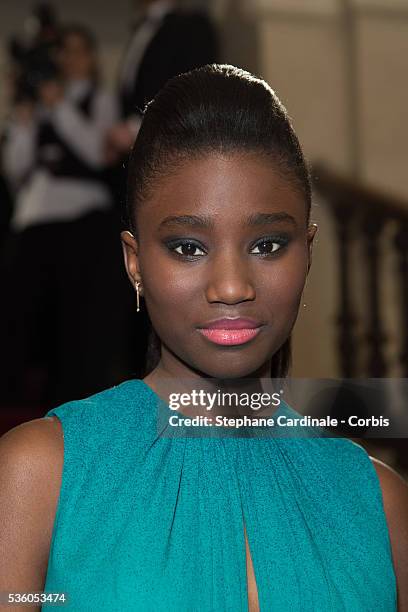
[313,163,408,378]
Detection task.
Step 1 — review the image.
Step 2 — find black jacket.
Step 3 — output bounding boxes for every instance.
[119,10,218,118]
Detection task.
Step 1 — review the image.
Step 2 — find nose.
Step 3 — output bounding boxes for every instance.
[205,251,256,305]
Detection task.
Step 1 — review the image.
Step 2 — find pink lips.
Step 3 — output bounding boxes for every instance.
[197,318,263,346]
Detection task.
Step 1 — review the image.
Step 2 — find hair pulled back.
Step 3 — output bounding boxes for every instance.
[126,64,312,378]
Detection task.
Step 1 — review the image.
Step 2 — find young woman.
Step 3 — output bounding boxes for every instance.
[0,65,407,611]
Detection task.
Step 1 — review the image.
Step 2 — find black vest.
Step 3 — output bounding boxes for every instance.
[36,88,102,181]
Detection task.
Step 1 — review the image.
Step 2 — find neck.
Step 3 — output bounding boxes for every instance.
[144,355,281,421]
[143,344,274,413]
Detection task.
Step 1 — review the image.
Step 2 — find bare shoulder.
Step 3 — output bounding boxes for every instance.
[0,416,63,495]
[0,416,63,598]
[370,456,408,611]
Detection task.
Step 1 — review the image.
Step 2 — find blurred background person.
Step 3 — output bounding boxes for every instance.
[0,3,60,252]
[0,20,134,408]
[106,0,219,178]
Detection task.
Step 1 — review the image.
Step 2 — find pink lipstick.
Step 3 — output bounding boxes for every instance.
[197,317,263,346]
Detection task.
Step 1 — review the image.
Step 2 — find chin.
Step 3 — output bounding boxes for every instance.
[191,357,267,380]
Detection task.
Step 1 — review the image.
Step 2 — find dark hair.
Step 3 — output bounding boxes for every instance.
[126,64,312,379]
[60,24,97,52]
[59,24,99,83]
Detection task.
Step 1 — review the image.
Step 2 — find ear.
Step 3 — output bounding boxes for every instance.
[121,230,142,289]
[306,223,318,274]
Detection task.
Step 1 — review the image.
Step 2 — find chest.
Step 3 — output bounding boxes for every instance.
[44,437,397,611]
[245,526,260,612]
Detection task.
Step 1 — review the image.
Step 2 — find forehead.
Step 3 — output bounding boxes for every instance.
[137,153,307,228]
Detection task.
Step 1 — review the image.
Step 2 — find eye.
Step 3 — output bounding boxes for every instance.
[250,236,289,256]
[174,242,205,257]
[167,239,207,259]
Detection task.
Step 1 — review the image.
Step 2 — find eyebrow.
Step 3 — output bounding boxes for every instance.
[246,212,297,227]
[159,212,297,229]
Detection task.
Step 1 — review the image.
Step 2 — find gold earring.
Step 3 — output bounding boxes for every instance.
[135,281,141,312]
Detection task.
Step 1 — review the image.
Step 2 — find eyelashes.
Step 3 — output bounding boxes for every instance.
[164,236,291,261]
[165,239,206,258]
[250,236,289,256]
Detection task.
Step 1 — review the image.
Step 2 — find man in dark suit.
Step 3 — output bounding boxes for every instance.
[107,0,218,156]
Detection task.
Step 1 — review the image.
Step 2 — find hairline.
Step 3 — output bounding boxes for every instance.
[128,147,311,236]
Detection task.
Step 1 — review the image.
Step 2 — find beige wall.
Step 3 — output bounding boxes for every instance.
[358,15,408,197]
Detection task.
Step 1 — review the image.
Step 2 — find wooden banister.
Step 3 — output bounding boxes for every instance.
[312,163,408,377]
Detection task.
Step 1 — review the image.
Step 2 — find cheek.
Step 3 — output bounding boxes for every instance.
[139,251,200,324]
[255,251,307,356]
[84,57,93,70]
[259,248,308,329]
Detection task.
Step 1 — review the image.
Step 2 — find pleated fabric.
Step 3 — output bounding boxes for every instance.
[42,379,396,611]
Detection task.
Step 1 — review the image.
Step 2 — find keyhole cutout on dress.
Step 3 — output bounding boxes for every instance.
[244,524,260,612]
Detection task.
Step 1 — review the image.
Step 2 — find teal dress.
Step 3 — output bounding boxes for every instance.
[42,379,396,611]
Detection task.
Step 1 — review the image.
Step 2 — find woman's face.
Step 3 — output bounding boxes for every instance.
[59,33,94,81]
[122,153,317,380]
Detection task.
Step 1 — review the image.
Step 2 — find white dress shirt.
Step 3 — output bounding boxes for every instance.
[2,80,119,231]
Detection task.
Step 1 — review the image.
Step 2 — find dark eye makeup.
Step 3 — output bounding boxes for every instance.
[249,235,290,257]
[166,238,207,258]
[163,234,291,261]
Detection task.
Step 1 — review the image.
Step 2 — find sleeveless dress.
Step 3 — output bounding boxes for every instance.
[42,378,397,611]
